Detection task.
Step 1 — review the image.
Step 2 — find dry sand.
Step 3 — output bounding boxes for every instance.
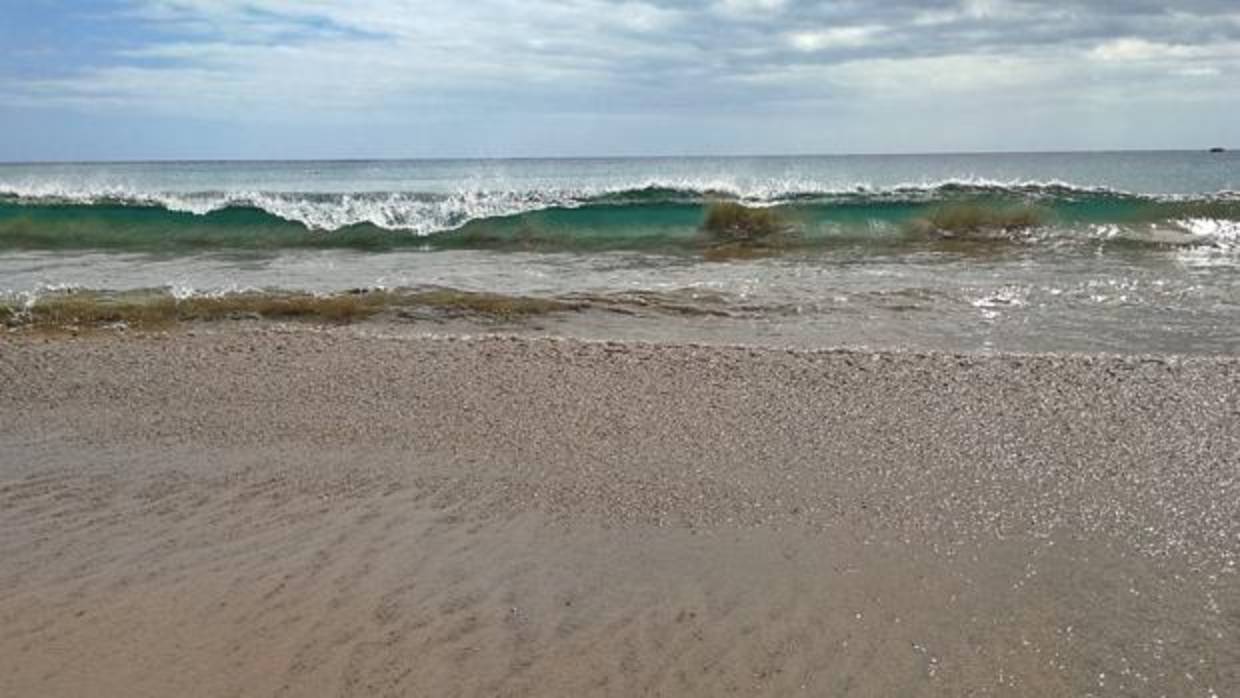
[1,327,1238,696]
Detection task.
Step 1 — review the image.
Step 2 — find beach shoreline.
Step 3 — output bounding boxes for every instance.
[2,327,1238,696]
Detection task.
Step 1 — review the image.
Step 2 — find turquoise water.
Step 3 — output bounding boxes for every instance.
[1,184,1237,252]
[2,152,1239,353]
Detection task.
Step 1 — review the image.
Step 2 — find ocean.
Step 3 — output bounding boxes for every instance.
[2,151,1238,354]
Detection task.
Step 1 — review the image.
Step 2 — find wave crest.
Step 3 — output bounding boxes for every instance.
[2,179,1240,253]
[0,178,1159,235]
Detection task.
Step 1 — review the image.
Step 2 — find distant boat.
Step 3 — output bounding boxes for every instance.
[1209,147,1226,153]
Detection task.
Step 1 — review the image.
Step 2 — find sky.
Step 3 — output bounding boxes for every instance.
[1,0,1239,160]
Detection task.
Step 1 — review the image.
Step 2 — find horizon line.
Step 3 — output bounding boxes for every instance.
[0,146,1231,167]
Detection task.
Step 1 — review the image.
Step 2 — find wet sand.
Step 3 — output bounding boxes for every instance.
[1,328,1238,696]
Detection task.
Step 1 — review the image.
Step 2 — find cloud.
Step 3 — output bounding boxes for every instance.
[15,2,1240,108]
[4,0,1240,156]
[1091,38,1196,62]
[713,0,788,19]
[785,26,880,52]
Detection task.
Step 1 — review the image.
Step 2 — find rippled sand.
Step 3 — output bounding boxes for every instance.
[1,329,1237,696]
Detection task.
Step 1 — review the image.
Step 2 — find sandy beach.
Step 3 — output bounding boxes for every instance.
[1,327,1237,696]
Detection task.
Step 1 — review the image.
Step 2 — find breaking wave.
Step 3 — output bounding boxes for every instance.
[2,180,1239,252]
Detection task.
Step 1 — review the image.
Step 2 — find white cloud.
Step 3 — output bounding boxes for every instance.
[913,0,1038,26]
[747,51,1069,96]
[959,0,1027,20]
[848,53,1067,94]
[1087,37,1240,87]
[9,0,1240,143]
[19,0,707,118]
[1175,66,1221,77]
[785,26,880,52]
[713,0,787,19]
[1090,38,1196,63]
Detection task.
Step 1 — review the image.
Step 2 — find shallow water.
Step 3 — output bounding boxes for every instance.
[2,152,1239,354]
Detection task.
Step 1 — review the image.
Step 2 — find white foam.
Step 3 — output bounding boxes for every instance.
[1175,218,1240,248]
[0,178,1216,237]
[0,182,583,234]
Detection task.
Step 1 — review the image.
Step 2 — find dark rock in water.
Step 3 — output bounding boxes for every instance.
[1209,147,1226,153]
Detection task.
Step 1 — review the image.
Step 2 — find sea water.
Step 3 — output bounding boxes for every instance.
[2,152,1238,353]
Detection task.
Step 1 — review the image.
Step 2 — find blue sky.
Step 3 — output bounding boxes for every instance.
[2,0,1239,160]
